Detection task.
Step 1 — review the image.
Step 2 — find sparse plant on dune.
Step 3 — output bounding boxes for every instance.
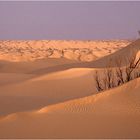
[125,56,140,82]
[103,62,116,89]
[115,58,125,85]
[95,68,116,92]
[95,54,140,92]
[95,71,103,91]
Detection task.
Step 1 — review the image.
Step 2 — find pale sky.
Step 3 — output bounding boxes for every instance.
[0,1,140,40]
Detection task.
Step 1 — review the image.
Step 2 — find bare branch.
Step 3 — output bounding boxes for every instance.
[95,71,103,92]
[94,55,140,93]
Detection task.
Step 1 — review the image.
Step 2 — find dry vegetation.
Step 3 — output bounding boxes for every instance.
[95,55,140,92]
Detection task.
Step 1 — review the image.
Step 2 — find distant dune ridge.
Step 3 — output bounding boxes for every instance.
[0,39,139,138]
[0,40,130,62]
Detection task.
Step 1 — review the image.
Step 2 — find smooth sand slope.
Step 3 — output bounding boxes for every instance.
[0,68,95,116]
[0,58,78,74]
[0,78,139,138]
[0,39,139,138]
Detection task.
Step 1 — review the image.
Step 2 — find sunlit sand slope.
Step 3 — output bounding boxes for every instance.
[0,68,96,116]
[0,78,139,138]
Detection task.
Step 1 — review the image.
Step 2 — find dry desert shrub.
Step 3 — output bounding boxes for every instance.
[95,54,140,92]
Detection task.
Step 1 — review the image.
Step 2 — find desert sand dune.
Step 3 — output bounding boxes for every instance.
[0,73,34,86]
[0,68,96,116]
[26,39,140,76]
[43,77,140,114]
[0,40,131,62]
[0,58,78,74]
[0,39,139,138]
[0,39,139,116]
[0,40,132,76]
[0,78,139,138]
[83,39,140,68]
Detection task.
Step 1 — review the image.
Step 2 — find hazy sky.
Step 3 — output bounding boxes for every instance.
[0,1,140,40]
